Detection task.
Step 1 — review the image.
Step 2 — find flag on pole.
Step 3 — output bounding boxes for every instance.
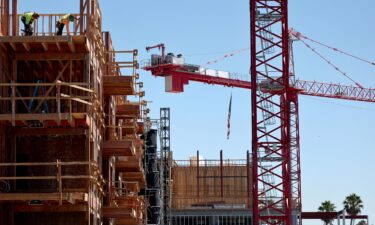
[227,93,232,140]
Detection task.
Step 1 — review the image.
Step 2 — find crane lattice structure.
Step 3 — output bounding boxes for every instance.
[143,1,374,225]
[160,108,172,225]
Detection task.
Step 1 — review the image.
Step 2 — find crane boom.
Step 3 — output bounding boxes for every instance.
[143,63,375,103]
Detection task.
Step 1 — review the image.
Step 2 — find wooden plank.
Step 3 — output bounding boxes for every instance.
[12,204,88,213]
[123,182,140,193]
[103,76,135,95]
[116,103,140,118]
[116,157,142,172]
[10,128,87,136]
[68,42,76,53]
[121,172,145,184]
[127,138,144,148]
[16,53,85,61]
[12,0,17,36]
[41,42,48,51]
[102,140,135,157]
[0,35,86,43]
[0,113,86,121]
[171,165,251,209]
[22,43,30,52]
[121,120,137,136]
[102,207,136,218]
[0,193,88,202]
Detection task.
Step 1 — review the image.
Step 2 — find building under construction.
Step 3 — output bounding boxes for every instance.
[0,1,372,225]
[0,0,149,224]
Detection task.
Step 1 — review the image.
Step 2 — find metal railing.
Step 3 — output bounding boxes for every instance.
[173,159,248,167]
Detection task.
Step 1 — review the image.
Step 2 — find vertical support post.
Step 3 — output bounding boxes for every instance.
[4,0,9,35]
[91,0,95,15]
[196,150,199,199]
[11,0,16,36]
[86,0,90,33]
[69,60,73,119]
[11,135,16,190]
[56,82,61,126]
[0,0,2,35]
[79,0,84,34]
[57,159,62,205]
[11,58,16,126]
[220,150,223,198]
[246,150,251,209]
[11,81,15,126]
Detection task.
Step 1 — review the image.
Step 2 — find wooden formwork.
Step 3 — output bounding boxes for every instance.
[172,157,252,210]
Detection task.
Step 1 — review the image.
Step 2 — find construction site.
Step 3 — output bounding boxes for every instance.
[0,1,374,225]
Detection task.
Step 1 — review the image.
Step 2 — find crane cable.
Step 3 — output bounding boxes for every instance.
[290,30,364,89]
[290,29,375,67]
[201,47,250,67]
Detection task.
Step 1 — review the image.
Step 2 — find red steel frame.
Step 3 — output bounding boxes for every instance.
[143,2,375,224]
[250,0,294,225]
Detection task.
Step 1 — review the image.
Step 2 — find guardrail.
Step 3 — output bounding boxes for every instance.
[9,13,85,36]
[0,81,94,115]
[0,161,104,204]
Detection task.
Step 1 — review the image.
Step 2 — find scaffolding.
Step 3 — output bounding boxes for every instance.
[0,1,147,225]
[160,108,172,225]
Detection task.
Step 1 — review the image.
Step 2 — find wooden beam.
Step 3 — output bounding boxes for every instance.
[32,62,69,112]
[4,0,9,35]
[0,113,86,121]
[121,172,145,188]
[10,128,87,136]
[102,207,136,219]
[0,35,86,43]
[9,42,16,51]
[102,140,135,157]
[68,42,76,53]
[12,204,88,213]
[56,42,61,51]
[116,156,142,172]
[41,42,48,51]
[16,53,85,61]
[11,0,17,36]
[0,193,88,202]
[116,103,140,118]
[22,43,30,52]
[103,76,135,95]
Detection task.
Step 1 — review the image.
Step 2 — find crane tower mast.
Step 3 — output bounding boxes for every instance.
[250,1,298,225]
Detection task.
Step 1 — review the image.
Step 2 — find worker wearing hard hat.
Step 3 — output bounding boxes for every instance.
[56,14,76,36]
[21,12,40,36]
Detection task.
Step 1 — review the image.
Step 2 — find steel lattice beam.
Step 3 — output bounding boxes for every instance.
[250,1,293,225]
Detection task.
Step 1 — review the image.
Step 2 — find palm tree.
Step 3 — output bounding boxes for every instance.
[343,193,364,225]
[318,200,336,225]
[356,220,367,225]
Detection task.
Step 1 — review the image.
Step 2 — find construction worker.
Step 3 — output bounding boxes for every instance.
[21,12,39,36]
[56,14,75,36]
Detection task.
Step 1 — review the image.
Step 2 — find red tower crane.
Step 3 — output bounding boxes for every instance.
[143,49,374,225]
[143,1,373,225]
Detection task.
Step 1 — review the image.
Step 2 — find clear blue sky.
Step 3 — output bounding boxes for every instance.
[19,1,375,224]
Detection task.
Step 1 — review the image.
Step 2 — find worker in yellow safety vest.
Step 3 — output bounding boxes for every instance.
[21,12,39,36]
[56,14,76,36]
